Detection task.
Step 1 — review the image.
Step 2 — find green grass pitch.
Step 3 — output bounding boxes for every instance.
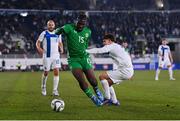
[0,70,180,120]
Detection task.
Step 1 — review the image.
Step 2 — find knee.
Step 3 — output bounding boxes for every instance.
[90,80,97,87]
[79,81,88,90]
[158,67,162,70]
[54,69,59,76]
[99,73,106,80]
[44,71,48,76]
[99,74,103,80]
[167,65,171,68]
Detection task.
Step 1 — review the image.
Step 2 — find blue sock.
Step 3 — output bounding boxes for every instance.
[90,95,102,106]
[94,86,104,102]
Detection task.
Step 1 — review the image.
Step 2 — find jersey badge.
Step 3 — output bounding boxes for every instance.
[85,33,89,38]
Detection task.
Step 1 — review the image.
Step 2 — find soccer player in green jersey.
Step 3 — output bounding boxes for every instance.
[55,14,104,106]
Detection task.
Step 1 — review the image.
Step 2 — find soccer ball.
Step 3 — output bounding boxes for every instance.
[51,99,65,112]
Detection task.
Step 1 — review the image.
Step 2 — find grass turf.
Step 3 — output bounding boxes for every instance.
[0,70,179,120]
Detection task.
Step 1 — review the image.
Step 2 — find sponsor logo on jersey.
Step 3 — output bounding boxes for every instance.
[74,30,77,33]
[85,33,89,38]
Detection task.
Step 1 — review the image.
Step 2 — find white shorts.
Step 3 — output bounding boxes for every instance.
[43,54,61,71]
[107,68,134,84]
[158,58,171,68]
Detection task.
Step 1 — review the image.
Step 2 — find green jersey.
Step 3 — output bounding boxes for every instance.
[56,24,91,58]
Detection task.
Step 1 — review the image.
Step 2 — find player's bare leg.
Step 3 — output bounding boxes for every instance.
[84,69,104,102]
[52,68,60,96]
[72,69,102,106]
[167,65,175,80]
[155,67,162,80]
[41,71,48,96]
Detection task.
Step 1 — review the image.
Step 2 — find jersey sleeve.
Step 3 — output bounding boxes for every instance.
[38,31,45,42]
[86,45,111,54]
[62,24,71,34]
[55,28,63,35]
[55,24,71,35]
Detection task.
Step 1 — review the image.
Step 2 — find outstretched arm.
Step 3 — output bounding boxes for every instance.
[55,28,64,35]
[55,24,71,35]
[86,46,110,54]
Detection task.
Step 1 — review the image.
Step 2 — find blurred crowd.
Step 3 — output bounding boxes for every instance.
[1,0,180,56]
[0,0,89,10]
[0,0,179,10]
[1,12,180,55]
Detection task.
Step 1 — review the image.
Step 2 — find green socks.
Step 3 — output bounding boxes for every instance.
[84,88,93,98]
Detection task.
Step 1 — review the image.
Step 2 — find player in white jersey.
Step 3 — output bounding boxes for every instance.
[155,38,175,80]
[36,20,63,96]
[86,34,134,106]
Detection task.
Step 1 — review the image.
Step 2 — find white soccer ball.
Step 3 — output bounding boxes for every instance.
[51,99,65,112]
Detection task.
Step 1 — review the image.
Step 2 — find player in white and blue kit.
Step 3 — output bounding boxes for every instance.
[36,20,63,96]
[155,38,175,80]
[86,34,134,106]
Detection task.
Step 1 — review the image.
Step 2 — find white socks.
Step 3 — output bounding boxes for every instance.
[41,74,59,91]
[109,86,118,103]
[155,68,161,79]
[41,74,48,88]
[168,67,173,79]
[101,79,110,99]
[156,67,174,79]
[53,76,59,91]
[101,79,118,103]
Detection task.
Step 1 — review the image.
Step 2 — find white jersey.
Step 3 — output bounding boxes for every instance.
[86,43,133,68]
[38,30,62,58]
[158,45,170,61]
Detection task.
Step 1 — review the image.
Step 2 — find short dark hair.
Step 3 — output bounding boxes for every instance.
[77,14,87,21]
[161,38,166,41]
[103,34,115,42]
[119,40,127,45]
[122,40,127,44]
